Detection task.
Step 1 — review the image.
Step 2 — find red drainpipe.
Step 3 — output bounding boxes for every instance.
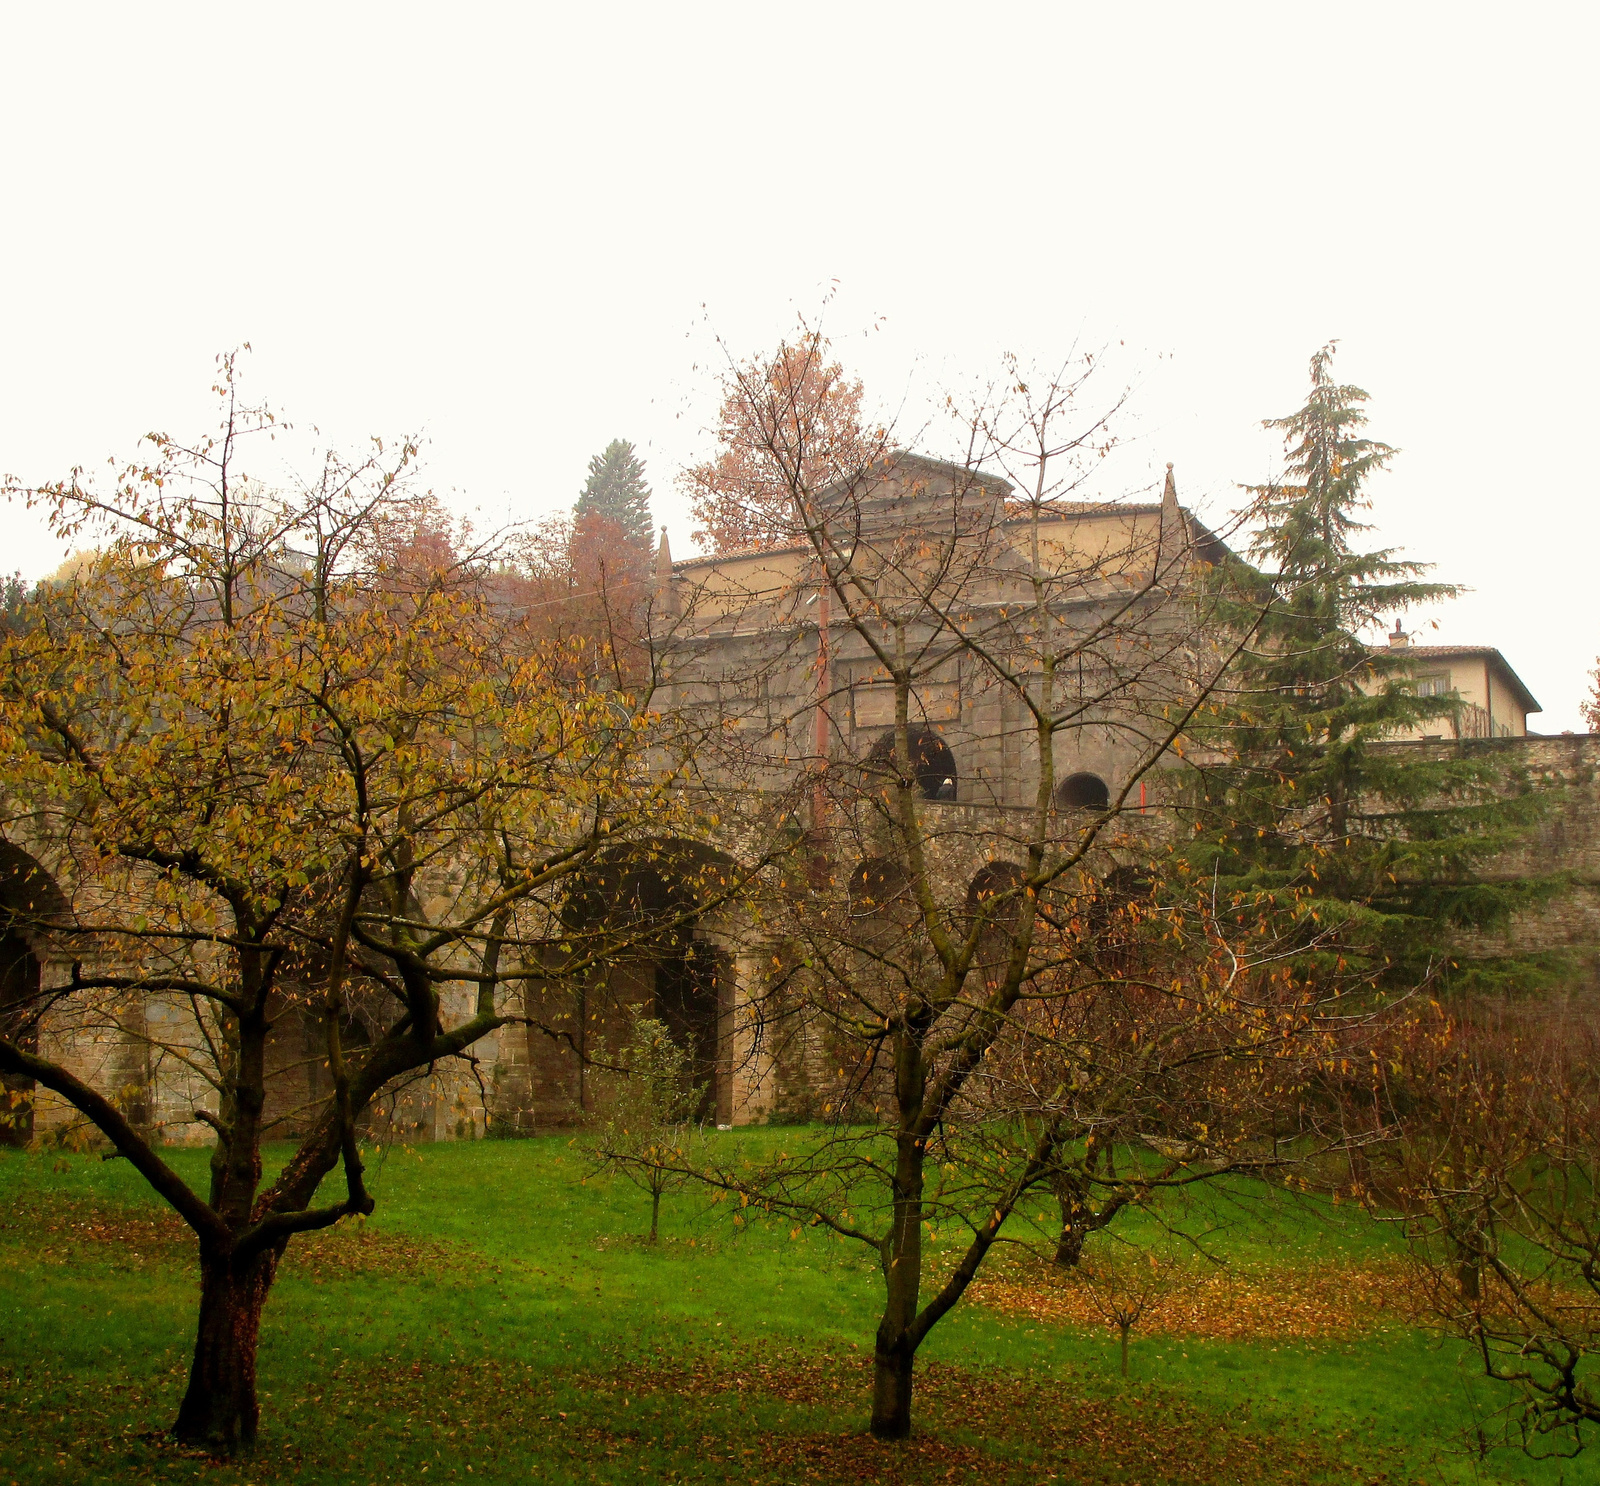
[812,583,831,830]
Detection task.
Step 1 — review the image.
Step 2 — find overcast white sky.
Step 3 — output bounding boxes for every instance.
[2,4,1595,726]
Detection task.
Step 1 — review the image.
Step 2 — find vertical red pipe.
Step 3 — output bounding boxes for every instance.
[812,583,831,830]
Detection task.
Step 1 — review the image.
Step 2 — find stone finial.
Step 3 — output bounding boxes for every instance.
[1388,619,1410,649]
[654,525,679,620]
[1156,461,1184,572]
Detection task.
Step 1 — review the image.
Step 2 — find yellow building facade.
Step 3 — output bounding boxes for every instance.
[1375,622,1541,741]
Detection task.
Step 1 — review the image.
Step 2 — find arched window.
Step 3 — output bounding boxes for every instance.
[865,728,957,801]
[1056,772,1110,812]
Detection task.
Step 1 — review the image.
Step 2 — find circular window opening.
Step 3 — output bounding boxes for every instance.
[865,728,957,801]
[1056,772,1110,812]
[966,860,1027,924]
[850,857,911,918]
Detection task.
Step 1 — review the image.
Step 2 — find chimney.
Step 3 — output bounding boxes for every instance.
[1388,619,1409,649]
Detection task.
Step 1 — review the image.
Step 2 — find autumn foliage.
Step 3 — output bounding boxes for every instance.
[683,332,879,553]
[504,509,654,688]
[0,356,697,1452]
[1377,1000,1600,1448]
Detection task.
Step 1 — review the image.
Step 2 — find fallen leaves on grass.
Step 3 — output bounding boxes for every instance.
[0,1198,188,1266]
[0,1189,472,1281]
[280,1225,468,1281]
[597,1351,1357,1482]
[970,1259,1418,1340]
[0,1350,1369,1485]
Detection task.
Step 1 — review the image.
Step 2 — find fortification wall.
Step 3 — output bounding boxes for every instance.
[8,732,1600,1147]
[1402,734,1600,992]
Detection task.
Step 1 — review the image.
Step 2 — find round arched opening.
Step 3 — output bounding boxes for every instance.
[1056,772,1110,812]
[865,728,958,802]
[966,860,1027,931]
[967,860,1027,912]
[558,837,741,1126]
[561,838,740,936]
[850,856,911,918]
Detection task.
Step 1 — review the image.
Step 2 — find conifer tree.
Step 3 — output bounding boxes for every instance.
[1188,344,1553,989]
[574,439,653,547]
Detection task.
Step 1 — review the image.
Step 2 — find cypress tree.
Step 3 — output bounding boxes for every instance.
[1188,345,1556,990]
[575,439,653,548]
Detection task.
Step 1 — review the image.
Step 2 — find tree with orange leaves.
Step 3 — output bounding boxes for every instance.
[684,331,878,552]
[499,509,653,690]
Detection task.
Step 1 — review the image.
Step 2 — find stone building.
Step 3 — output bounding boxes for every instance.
[652,453,1229,814]
[0,453,1587,1147]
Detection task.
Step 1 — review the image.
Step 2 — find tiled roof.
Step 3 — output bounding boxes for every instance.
[672,539,811,569]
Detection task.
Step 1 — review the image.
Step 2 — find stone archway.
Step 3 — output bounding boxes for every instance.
[1056,772,1110,811]
[0,842,70,1146]
[558,838,745,1127]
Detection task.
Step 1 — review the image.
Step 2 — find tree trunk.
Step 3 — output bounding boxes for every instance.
[1454,1222,1484,1302]
[871,1123,925,1440]
[870,1339,915,1440]
[1049,1166,1097,1267]
[650,1187,661,1243]
[172,1248,278,1453]
[1119,1322,1130,1377]
[1052,1206,1086,1267]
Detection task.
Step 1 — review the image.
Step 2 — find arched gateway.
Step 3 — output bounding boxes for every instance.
[545,837,748,1128]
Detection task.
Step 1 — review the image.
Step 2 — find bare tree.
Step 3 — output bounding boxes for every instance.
[1074,1242,1203,1377]
[1390,1001,1600,1456]
[613,341,1389,1439]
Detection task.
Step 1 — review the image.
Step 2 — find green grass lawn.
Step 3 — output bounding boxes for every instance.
[0,1133,1589,1485]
